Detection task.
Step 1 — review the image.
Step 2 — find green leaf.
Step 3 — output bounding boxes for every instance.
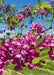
[0,14,4,17]
[35,34,38,39]
[38,17,40,19]
[36,11,39,17]
[35,46,40,52]
[33,9,37,12]
[29,17,33,23]
[0,1,2,4]
[32,57,40,64]
[0,19,4,25]
[39,47,50,54]
[6,32,11,36]
[41,16,43,20]
[45,11,48,17]
[37,0,41,8]
[21,4,27,8]
[0,43,3,48]
[42,1,46,5]
[11,5,15,10]
[15,18,19,23]
[21,24,25,28]
[40,60,47,66]
[25,25,27,30]
[32,17,34,20]
[0,46,3,48]
[42,1,46,7]
[51,15,54,18]
[7,17,11,26]
[14,23,18,27]
[23,16,26,21]
[12,16,19,24]
[39,54,47,60]
[41,1,50,8]
[43,19,52,23]
[37,38,43,45]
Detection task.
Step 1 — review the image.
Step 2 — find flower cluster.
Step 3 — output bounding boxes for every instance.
[0,22,43,75]
[0,22,54,75]
[38,34,54,60]
[0,1,54,75]
[0,34,42,75]
[28,22,43,34]
[2,5,11,12]
[0,46,9,75]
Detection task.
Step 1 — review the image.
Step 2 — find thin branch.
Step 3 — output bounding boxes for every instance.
[42,26,52,33]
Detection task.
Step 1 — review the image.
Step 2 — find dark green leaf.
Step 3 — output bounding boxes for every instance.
[7,17,11,25]
[45,11,48,17]
[37,0,41,8]
[21,24,25,28]
[41,16,43,20]
[25,25,27,30]
[40,60,47,66]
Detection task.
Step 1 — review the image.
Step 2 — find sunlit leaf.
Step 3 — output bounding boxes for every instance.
[39,47,50,54]
[43,19,52,23]
[32,57,40,64]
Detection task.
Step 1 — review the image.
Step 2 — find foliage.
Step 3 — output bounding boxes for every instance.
[0,0,54,75]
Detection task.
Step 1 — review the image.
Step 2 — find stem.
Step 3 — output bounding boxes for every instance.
[42,26,52,33]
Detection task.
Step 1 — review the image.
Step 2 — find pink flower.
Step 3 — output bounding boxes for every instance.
[5,17,8,20]
[53,0,54,3]
[44,8,48,11]
[34,5,38,8]
[40,8,45,15]
[2,5,6,11]
[27,5,31,11]
[46,1,49,4]
[16,14,23,21]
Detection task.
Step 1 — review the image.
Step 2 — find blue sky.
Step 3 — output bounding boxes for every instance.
[0,0,53,38]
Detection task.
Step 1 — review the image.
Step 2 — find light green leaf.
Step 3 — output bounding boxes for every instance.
[33,9,37,12]
[39,47,50,54]
[39,54,47,60]
[32,57,40,64]
[37,38,43,45]
[35,34,38,39]
[0,1,2,4]
[43,19,52,23]
[35,46,40,52]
